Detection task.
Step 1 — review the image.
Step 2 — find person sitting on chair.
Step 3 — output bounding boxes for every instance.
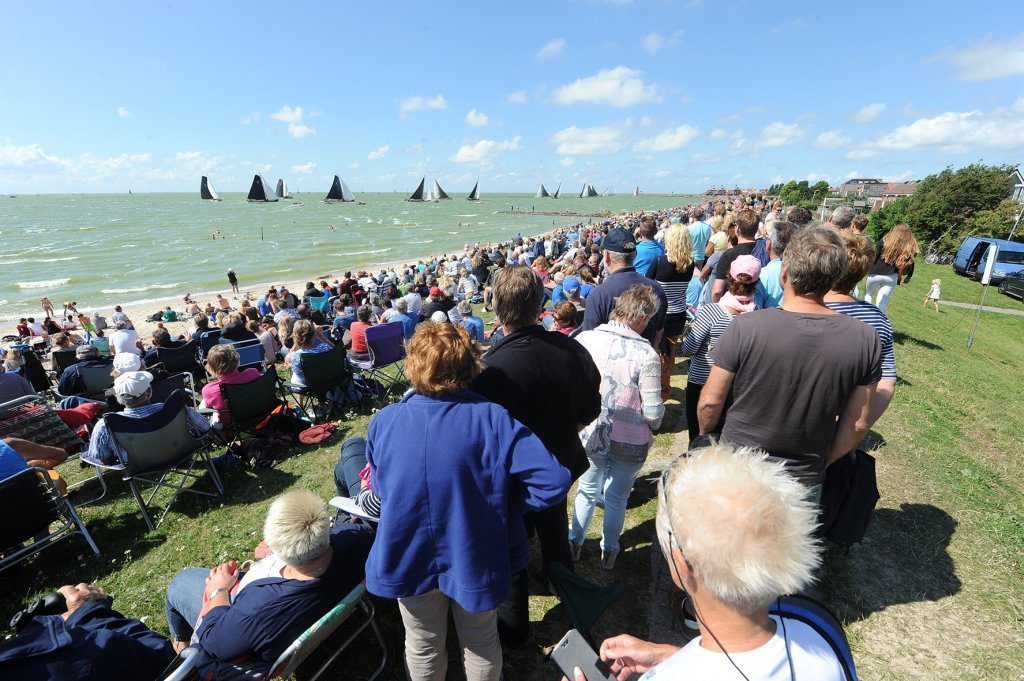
[577,444,846,681]
[57,345,113,397]
[142,328,185,368]
[0,437,69,494]
[201,345,260,428]
[164,489,372,678]
[86,371,211,465]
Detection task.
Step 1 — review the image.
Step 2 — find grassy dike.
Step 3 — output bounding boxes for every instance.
[2,262,1021,679]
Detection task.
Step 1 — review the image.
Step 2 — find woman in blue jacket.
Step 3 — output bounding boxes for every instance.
[366,322,571,681]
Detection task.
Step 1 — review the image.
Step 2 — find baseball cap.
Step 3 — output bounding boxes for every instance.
[112,352,142,373]
[429,286,442,297]
[430,310,449,323]
[730,255,763,282]
[113,371,153,398]
[75,345,98,358]
[563,276,581,296]
[603,227,637,254]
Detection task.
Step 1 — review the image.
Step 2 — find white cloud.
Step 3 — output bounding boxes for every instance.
[938,34,1024,81]
[270,105,305,124]
[635,124,700,152]
[560,157,575,167]
[117,106,133,119]
[449,136,523,166]
[0,141,71,170]
[852,103,886,123]
[536,37,566,59]
[554,66,660,108]
[756,122,807,149]
[465,109,489,127]
[550,125,625,155]
[291,162,317,175]
[367,144,390,160]
[690,151,723,164]
[398,94,447,118]
[731,129,745,140]
[805,172,834,184]
[350,162,360,169]
[709,128,727,140]
[848,98,1024,159]
[172,150,219,172]
[406,143,426,154]
[729,138,748,155]
[287,123,316,139]
[257,164,272,174]
[506,90,528,104]
[642,30,684,55]
[815,130,852,149]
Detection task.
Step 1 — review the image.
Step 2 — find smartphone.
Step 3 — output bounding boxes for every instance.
[550,629,613,680]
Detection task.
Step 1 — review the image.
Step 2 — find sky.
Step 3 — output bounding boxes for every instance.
[1,0,1022,194]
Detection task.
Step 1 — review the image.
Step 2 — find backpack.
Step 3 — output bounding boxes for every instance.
[769,595,859,680]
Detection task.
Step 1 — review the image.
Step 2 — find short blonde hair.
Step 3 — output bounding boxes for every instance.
[264,489,331,567]
[657,444,820,614]
[611,284,661,327]
[205,344,239,377]
[833,231,874,294]
[405,322,483,398]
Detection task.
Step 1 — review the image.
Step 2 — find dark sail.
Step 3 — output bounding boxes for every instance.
[537,184,550,198]
[200,176,215,200]
[406,177,426,202]
[246,174,277,202]
[552,182,561,199]
[467,180,479,200]
[434,180,452,200]
[586,184,599,198]
[325,175,344,201]
[579,184,587,198]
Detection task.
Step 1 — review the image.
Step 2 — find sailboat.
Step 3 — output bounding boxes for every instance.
[537,184,551,198]
[601,186,614,196]
[586,184,599,198]
[433,179,452,200]
[467,179,480,201]
[276,179,292,199]
[246,174,279,202]
[579,184,588,198]
[633,186,641,197]
[406,177,426,202]
[551,182,561,199]
[200,176,221,201]
[325,175,356,202]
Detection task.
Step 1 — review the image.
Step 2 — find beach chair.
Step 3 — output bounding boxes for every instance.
[89,336,111,355]
[308,293,335,320]
[197,330,222,360]
[348,322,407,402]
[156,340,202,377]
[158,646,198,681]
[224,339,265,373]
[766,596,859,680]
[219,369,285,443]
[19,347,52,392]
[50,349,78,375]
[78,364,116,400]
[282,343,354,421]
[0,467,100,573]
[267,582,387,681]
[81,390,223,531]
[151,372,199,408]
[0,395,83,454]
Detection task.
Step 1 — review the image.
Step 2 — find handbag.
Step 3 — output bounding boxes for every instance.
[819,449,880,547]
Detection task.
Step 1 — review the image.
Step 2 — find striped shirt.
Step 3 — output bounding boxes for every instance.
[646,255,693,317]
[825,300,897,379]
[681,303,737,385]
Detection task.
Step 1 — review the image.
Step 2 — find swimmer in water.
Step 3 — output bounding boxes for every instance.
[328,224,335,232]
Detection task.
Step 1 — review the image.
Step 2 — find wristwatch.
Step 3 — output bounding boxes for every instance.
[207,588,229,600]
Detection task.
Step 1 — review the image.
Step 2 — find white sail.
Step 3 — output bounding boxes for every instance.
[276,179,291,199]
[201,176,221,201]
[433,179,452,200]
[536,184,549,198]
[262,175,278,201]
[340,178,355,202]
[633,186,640,197]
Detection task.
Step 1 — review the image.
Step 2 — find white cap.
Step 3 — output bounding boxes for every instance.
[430,311,449,323]
[112,353,142,373]
[113,371,153,398]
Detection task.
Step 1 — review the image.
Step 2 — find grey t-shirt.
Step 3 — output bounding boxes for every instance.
[0,373,35,404]
[710,307,882,486]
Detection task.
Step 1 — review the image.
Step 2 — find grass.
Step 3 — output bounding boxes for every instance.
[3,262,1022,679]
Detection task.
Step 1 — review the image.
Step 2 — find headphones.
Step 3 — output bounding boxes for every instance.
[660,461,795,681]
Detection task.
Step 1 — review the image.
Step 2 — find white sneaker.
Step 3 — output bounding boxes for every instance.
[569,539,583,562]
[600,549,619,571]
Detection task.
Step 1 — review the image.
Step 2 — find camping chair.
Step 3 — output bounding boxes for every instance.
[0,467,100,572]
[89,336,111,355]
[215,339,265,376]
[348,322,408,402]
[0,395,83,454]
[156,340,203,381]
[308,294,335,320]
[50,349,78,375]
[769,595,859,680]
[548,562,623,644]
[267,582,387,681]
[197,330,222,360]
[282,343,354,421]
[151,372,199,408]
[219,369,285,444]
[158,646,198,681]
[78,364,116,400]
[81,390,223,531]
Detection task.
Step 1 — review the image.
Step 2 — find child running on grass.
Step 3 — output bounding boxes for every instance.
[924,278,941,311]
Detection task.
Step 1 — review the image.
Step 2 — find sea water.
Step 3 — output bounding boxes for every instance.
[0,191,699,320]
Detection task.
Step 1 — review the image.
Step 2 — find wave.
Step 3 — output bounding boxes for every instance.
[17,278,70,289]
[409,239,434,244]
[332,248,392,257]
[100,282,183,294]
[5,256,79,264]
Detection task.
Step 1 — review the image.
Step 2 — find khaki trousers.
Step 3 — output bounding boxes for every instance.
[398,589,502,681]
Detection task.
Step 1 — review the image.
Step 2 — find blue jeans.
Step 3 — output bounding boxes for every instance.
[569,452,645,553]
[165,566,210,641]
[333,437,367,498]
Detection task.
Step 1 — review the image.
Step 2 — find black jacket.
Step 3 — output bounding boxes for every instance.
[471,325,601,479]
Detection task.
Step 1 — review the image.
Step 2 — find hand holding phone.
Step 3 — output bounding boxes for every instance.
[550,629,612,681]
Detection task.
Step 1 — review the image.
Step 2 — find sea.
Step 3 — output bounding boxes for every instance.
[0,191,701,321]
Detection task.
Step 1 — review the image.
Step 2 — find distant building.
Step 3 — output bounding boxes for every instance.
[839,178,886,197]
[1011,168,1024,204]
[870,180,920,211]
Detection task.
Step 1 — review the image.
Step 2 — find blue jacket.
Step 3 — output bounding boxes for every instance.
[365,390,571,612]
[0,600,175,681]
[193,523,372,678]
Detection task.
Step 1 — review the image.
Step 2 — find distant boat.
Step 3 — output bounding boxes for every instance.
[537,184,551,198]
[586,184,599,198]
[325,175,356,202]
[128,189,132,195]
[276,179,292,199]
[467,179,480,201]
[200,176,221,201]
[406,177,426,202]
[246,174,279,202]
[602,186,614,196]
[633,186,641,197]
[433,179,452,200]
[579,184,587,198]
[552,182,561,199]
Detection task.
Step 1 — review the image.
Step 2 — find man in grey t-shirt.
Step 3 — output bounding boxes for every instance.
[697,227,881,489]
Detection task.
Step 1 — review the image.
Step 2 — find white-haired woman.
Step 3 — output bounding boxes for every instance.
[164,489,372,677]
[583,444,845,680]
[569,284,665,570]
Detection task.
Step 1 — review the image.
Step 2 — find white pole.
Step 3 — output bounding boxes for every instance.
[967,243,999,349]
[1008,203,1024,241]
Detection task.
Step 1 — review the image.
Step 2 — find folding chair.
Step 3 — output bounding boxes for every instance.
[308,294,335,320]
[20,347,52,392]
[197,330,222,360]
[0,395,83,454]
[156,340,201,374]
[158,646,198,681]
[348,322,408,403]
[151,372,199,408]
[267,582,387,681]
[217,339,265,376]
[81,391,223,531]
[282,343,354,421]
[78,364,116,400]
[89,336,111,355]
[50,349,78,375]
[219,369,285,444]
[0,467,100,572]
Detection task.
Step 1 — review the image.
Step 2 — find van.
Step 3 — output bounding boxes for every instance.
[953,236,1024,284]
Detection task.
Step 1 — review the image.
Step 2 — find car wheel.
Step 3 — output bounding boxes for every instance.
[999,281,1008,295]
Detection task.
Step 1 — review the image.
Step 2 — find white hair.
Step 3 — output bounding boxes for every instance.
[264,489,331,567]
[656,444,820,614]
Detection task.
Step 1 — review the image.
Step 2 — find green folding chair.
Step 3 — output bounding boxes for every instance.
[549,562,623,642]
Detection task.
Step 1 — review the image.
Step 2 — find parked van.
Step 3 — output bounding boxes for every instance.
[952,236,1024,284]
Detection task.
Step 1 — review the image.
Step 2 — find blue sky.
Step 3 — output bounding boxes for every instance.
[1,0,1022,194]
